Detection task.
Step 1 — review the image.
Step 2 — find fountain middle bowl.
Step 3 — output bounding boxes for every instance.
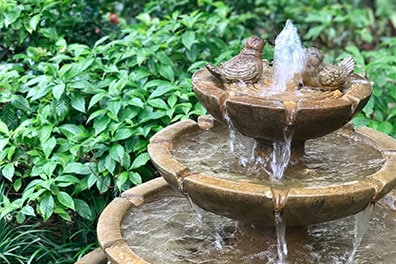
[148,117,396,227]
[192,66,372,143]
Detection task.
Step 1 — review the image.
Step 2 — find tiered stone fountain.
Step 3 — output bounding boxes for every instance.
[92,21,396,264]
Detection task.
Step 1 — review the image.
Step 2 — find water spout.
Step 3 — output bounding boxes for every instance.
[266,20,306,95]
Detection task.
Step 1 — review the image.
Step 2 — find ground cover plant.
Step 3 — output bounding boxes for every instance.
[0,0,395,262]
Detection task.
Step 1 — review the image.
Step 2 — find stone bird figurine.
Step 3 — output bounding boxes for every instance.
[302,47,355,91]
[205,36,265,84]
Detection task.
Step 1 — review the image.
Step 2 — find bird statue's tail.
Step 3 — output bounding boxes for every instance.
[205,64,223,81]
[339,57,355,74]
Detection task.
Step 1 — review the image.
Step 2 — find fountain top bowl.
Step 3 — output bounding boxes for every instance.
[192,66,372,144]
[148,117,396,226]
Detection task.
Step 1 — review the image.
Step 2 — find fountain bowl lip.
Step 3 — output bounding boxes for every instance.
[97,177,169,264]
[147,117,396,226]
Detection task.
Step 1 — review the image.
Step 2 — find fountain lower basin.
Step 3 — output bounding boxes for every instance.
[97,177,396,264]
[148,118,396,227]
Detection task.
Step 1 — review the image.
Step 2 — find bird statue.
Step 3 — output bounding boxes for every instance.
[302,47,355,91]
[205,36,266,84]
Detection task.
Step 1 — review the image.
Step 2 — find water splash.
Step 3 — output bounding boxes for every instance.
[266,20,305,95]
[348,202,374,263]
[269,135,293,181]
[275,211,288,263]
[224,111,258,167]
[224,113,236,153]
[186,193,203,223]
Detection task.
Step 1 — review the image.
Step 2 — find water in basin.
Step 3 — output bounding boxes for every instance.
[122,188,396,264]
[171,125,384,188]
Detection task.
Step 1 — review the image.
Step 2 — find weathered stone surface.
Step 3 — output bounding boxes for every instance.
[75,248,108,264]
[97,198,133,249]
[98,178,168,264]
[183,174,274,224]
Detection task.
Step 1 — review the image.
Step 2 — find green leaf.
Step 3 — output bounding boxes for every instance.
[158,64,175,82]
[96,175,111,193]
[0,119,10,135]
[29,14,41,32]
[0,138,9,152]
[105,155,116,174]
[107,101,122,119]
[40,194,54,221]
[136,13,151,24]
[112,128,133,141]
[21,205,35,216]
[148,82,174,98]
[148,98,169,110]
[57,191,75,210]
[138,109,166,123]
[4,6,22,27]
[42,161,57,177]
[116,171,129,190]
[87,109,107,123]
[131,153,150,169]
[94,115,111,136]
[40,125,53,144]
[52,83,65,100]
[109,144,125,162]
[59,124,89,140]
[87,173,97,188]
[88,93,106,109]
[63,162,90,175]
[74,199,94,220]
[156,52,174,67]
[42,137,56,158]
[129,172,142,185]
[182,31,196,50]
[16,212,25,224]
[13,178,22,192]
[128,98,144,108]
[2,163,15,181]
[54,207,72,221]
[71,92,86,113]
[377,121,393,134]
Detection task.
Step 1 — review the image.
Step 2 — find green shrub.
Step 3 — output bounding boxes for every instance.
[0,0,120,60]
[0,3,253,222]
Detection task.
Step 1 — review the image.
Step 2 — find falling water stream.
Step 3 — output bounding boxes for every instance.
[348,202,375,263]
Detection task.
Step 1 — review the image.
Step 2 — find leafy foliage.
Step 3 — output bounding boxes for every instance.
[0,0,251,223]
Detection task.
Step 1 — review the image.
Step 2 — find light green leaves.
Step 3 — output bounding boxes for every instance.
[2,163,15,181]
[71,92,86,113]
[109,144,125,162]
[57,192,75,210]
[182,31,196,50]
[131,153,150,170]
[0,119,10,135]
[40,194,54,221]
